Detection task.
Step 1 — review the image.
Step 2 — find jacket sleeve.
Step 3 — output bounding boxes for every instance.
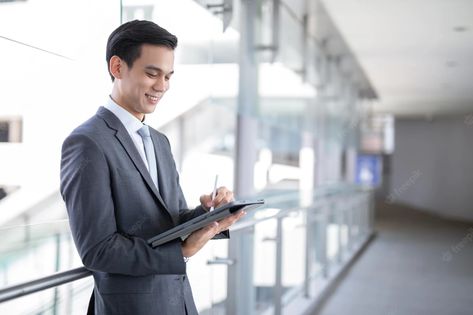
[60,133,185,276]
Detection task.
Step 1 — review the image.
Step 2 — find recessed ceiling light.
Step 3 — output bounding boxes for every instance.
[453,26,468,32]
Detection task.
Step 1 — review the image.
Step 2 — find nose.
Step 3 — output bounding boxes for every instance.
[152,76,167,92]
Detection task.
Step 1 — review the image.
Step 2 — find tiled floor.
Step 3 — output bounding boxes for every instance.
[316,202,473,315]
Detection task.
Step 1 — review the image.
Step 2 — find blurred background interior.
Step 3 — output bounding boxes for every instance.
[0,0,472,314]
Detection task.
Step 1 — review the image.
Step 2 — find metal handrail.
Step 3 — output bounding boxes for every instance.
[0,267,91,303]
[0,184,370,306]
[232,186,367,231]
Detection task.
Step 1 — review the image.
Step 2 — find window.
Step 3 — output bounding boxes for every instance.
[0,117,22,143]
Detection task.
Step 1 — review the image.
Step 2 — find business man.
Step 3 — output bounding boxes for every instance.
[60,20,244,315]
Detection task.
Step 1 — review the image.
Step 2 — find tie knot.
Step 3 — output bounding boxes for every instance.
[138,125,151,138]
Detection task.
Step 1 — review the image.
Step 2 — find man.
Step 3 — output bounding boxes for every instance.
[60,20,244,315]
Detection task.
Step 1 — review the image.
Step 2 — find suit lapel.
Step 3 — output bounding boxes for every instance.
[97,107,171,215]
[150,133,182,226]
[150,132,170,206]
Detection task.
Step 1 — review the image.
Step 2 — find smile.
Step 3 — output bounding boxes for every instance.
[145,94,159,102]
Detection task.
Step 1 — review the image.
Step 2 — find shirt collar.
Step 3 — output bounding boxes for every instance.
[104,96,145,133]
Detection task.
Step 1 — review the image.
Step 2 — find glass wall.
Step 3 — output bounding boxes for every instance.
[0,1,119,312]
[0,0,373,314]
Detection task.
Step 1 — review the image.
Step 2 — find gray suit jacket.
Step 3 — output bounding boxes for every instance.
[60,107,223,314]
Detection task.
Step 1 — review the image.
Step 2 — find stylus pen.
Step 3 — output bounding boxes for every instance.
[209,174,219,211]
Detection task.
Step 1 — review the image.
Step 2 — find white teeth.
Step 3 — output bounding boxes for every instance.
[146,94,158,101]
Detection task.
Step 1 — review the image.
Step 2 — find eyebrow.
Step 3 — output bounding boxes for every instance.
[144,65,174,76]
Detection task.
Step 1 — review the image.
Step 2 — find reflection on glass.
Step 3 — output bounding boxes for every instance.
[282,211,305,300]
[188,239,229,314]
[327,220,339,262]
[0,221,82,288]
[253,218,277,314]
[0,277,93,315]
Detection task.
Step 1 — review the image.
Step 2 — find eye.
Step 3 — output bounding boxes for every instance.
[146,72,157,78]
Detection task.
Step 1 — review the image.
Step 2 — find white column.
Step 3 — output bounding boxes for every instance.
[227,0,259,314]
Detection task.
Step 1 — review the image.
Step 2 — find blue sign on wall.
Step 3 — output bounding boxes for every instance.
[355,154,382,187]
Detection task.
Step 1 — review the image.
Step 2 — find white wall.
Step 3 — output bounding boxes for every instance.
[391,116,473,221]
[0,0,119,228]
[0,0,119,188]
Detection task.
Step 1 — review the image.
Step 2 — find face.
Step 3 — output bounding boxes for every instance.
[110,44,175,121]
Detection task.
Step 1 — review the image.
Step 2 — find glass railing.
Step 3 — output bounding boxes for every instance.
[0,276,93,315]
[0,184,374,315]
[0,219,92,314]
[189,184,374,314]
[0,220,83,288]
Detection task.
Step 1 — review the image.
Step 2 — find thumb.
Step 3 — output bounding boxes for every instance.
[200,194,213,208]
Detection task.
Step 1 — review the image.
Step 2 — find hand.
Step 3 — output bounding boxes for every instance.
[199,186,234,211]
[181,210,245,258]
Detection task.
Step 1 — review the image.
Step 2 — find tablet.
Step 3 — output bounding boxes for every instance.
[147,199,265,248]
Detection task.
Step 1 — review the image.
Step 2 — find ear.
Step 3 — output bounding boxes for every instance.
[109,56,124,80]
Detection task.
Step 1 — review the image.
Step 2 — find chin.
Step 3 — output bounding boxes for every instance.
[144,106,157,114]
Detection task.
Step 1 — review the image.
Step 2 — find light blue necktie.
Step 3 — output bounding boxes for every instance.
[138,125,159,190]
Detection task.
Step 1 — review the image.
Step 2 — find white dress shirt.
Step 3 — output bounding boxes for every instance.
[104,97,150,171]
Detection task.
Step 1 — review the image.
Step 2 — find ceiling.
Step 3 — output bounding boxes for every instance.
[2,0,471,119]
[196,0,473,118]
[320,0,473,117]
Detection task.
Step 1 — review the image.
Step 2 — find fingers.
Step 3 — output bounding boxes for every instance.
[193,221,221,241]
[182,210,246,257]
[200,186,234,210]
[216,210,246,232]
[211,187,234,208]
[199,194,212,210]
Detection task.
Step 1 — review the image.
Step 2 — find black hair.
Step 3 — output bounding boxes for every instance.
[106,20,178,81]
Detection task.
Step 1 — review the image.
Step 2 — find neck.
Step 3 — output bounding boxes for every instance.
[110,89,145,121]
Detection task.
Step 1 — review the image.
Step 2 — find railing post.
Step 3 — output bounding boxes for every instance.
[228,0,259,312]
[274,216,283,315]
[316,201,329,278]
[226,228,255,315]
[362,192,371,236]
[357,195,364,240]
[53,233,61,315]
[369,190,375,233]
[347,195,354,252]
[336,200,343,264]
[304,207,315,298]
